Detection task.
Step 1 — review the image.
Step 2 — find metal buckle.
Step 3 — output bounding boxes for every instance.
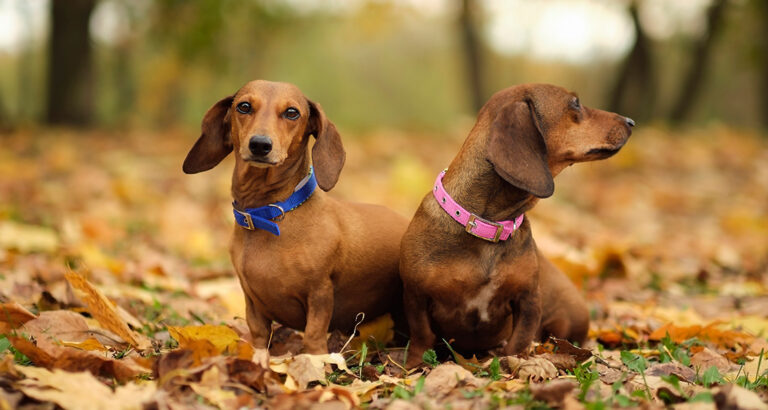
[268,204,285,221]
[235,209,255,230]
[466,214,504,243]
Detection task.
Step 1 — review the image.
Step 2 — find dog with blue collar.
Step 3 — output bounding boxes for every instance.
[183,80,408,365]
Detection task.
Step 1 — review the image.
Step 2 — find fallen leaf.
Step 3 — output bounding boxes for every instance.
[647,362,697,383]
[505,356,559,382]
[0,221,59,253]
[60,337,108,352]
[713,384,768,410]
[530,379,577,406]
[0,302,36,329]
[188,365,238,409]
[423,362,481,397]
[348,314,395,352]
[690,348,736,373]
[15,366,156,410]
[64,271,150,349]
[8,335,149,382]
[168,324,240,353]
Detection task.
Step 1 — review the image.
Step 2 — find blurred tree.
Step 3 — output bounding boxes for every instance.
[669,0,728,123]
[609,1,655,122]
[46,0,96,126]
[459,0,485,113]
[760,0,768,129]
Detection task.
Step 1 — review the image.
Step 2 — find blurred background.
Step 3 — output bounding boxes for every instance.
[0,0,766,326]
[0,0,767,132]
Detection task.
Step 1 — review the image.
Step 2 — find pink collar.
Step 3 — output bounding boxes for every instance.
[433,170,525,243]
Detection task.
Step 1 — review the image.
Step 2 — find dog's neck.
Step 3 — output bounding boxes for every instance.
[444,141,538,222]
[231,149,312,209]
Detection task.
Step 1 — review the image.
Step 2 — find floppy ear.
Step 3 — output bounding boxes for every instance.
[486,101,554,198]
[307,99,345,191]
[182,95,234,174]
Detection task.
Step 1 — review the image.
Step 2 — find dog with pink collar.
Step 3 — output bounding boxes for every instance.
[400,84,633,367]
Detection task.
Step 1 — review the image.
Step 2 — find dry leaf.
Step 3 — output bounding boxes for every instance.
[347,314,395,352]
[64,271,150,349]
[8,335,149,382]
[0,302,37,328]
[530,379,577,406]
[188,366,238,409]
[423,363,481,397]
[713,384,768,410]
[15,366,156,410]
[168,324,242,354]
[506,357,559,382]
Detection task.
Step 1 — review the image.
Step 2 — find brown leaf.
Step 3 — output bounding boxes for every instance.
[538,353,578,371]
[549,337,593,362]
[690,347,736,373]
[713,384,768,410]
[646,362,697,383]
[0,302,36,328]
[8,335,149,382]
[505,356,558,382]
[530,379,577,406]
[423,363,481,397]
[64,271,150,349]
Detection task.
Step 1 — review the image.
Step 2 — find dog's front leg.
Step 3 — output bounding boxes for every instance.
[403,286,436,368]
[503,289,542,356]
[303,280,334,354]
[245,298,272,367]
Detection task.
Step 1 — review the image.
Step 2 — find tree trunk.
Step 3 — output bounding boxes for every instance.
[459,0,484,113]
[760,0,768,130]
[669,0,728,123]
[609,2,655,121]
[46,0,96,126]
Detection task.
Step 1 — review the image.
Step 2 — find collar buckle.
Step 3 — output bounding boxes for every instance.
[235,209,255,230]
[466,214,504,243]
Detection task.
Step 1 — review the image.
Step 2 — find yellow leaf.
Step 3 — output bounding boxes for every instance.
[64,271,150,349]
[60,338,108,352]
[0,221,58,253]
[168,324,241,354]
[348,314,394,351]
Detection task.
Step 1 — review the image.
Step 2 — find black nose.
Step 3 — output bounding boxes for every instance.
[249,135,272,156]
[625,117,636,127]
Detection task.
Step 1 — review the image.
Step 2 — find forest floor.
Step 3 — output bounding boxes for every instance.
[0,126,767,409]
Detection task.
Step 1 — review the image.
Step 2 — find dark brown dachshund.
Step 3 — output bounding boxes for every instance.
[183,80,408,363]
[400,84,634,367]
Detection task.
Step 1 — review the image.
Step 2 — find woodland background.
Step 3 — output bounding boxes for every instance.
[0,0,767,408]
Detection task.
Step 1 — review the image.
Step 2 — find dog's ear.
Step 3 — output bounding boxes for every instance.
[306,99,345,191]
[183,95,234,174]
[487,101,554,198]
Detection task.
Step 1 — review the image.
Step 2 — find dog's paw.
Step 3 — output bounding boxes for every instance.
[252,348,270,368]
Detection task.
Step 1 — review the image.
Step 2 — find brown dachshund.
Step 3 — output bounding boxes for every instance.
[183,80,408,361]
[400,84,634,367]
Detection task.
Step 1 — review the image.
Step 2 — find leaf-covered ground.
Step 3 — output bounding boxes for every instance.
[0,127,767,409]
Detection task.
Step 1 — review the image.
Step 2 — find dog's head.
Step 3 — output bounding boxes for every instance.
[484,83,634,198]
[182,80,345,191]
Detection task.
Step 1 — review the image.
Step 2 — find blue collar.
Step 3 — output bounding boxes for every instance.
[232,167,317,236]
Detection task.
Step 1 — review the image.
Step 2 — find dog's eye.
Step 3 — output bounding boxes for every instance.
[283,107,300,120]
[236,102,252,114]
[570,98,581,111]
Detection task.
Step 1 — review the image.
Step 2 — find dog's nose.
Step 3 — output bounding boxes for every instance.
[249,135,272,156]
[625,117,635,127]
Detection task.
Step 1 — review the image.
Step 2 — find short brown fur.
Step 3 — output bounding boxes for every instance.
[400,84,633,367]
[184,80,408,360]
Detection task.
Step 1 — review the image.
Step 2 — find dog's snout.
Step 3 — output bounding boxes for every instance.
[625,117,635,128]
[249,135,273,156]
